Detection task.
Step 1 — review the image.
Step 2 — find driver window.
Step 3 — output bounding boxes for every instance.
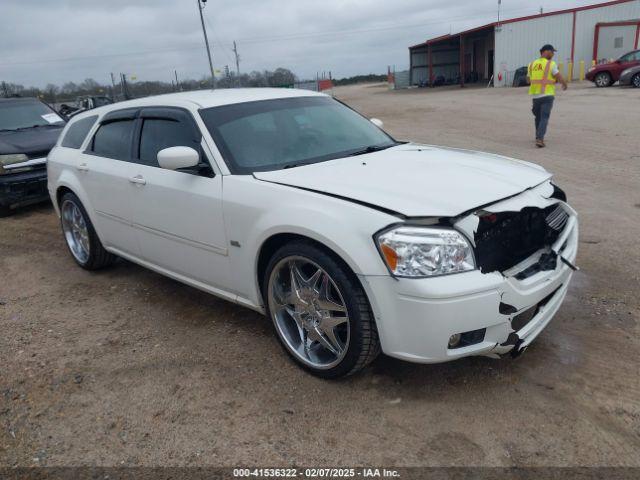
[138,118,201,167]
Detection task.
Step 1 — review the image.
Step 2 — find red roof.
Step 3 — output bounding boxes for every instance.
[409,0,636,49]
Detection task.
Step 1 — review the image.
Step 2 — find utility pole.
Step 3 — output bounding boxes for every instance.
[497,0,502,23]
[232,41,241,86]
[197,0,216,89]
[120,73,130,100]
[110,72,117,99]
[174,70,180,91]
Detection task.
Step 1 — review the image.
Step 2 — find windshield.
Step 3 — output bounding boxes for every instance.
[200,96,396,174]
[0,100,64,131]
[619,51,640,62]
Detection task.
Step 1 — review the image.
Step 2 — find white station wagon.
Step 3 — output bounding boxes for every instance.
[48,89,578,378]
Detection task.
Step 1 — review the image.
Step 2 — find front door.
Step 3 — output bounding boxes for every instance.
[128,108,230,291]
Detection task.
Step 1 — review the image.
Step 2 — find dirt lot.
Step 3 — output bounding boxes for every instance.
[1,82,639,468]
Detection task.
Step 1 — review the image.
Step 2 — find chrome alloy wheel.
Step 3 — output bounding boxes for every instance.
[268,256,350,369]
[595,73,610,87]
[61,200,90,264]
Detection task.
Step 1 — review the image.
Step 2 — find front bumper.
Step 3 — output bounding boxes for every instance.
[360,204,578,363]
[619,71,635,85]
[0,167,49,210]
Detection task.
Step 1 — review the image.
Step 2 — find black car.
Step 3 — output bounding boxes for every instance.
[0,97,65,216]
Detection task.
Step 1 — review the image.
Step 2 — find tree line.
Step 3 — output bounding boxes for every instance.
[1,67,298,103]
[332,74,387,86]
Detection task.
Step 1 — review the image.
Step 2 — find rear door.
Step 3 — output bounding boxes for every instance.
[81,109,141,257]
[128,107,230,290]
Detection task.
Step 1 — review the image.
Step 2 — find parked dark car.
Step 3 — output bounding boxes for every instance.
[513,66,529,87]
[0,97,65,216]
[586,49,640,87]
[619,64,640,87]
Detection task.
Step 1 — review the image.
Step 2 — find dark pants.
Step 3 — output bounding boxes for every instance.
[532,96,554,140]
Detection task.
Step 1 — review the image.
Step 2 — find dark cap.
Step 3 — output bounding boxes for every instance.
[540,44,557,53]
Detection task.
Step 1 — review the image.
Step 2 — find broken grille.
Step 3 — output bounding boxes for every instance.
[474,204,569,274]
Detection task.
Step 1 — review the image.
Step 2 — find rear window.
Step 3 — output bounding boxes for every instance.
[61,115,98,149]
[91,120,134,160]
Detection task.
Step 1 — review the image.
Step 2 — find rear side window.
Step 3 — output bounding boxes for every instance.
[61,115,97,149]
[91,120,134,160]
[139,118,200,167]
[620,51,640,62]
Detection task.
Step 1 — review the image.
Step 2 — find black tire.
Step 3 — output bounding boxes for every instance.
[59,192,116,270]
[594,72,612,88]
[263,240,380,379]
[632,74,640,88]
[0,204,12,218]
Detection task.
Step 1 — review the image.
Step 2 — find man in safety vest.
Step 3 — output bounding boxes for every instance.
[527,44,568,148]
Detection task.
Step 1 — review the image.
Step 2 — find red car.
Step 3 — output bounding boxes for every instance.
[587,49,640,87]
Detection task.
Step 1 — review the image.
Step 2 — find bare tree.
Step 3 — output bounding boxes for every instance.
[44,84,60,103]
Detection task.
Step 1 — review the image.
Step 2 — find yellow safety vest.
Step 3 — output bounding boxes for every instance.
[528,58,557,96]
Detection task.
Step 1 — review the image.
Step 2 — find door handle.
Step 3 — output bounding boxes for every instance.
[128,175,146,185]
[76,163,89,172]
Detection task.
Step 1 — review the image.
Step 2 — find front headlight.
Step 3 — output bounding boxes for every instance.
[0,154,28,166]
[375,226,475,278]
[588,67,596,72]
[0,154,28,175]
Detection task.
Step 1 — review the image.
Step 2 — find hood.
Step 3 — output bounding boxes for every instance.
[253,144,552,217]
[0,126,64,156]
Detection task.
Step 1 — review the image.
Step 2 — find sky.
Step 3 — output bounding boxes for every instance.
[0,0,609,88]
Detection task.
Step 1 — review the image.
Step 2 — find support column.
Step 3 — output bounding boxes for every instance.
[428,44,433,86]
[460,35,465,88]
[570,12,577,64]
[592,24,601,62]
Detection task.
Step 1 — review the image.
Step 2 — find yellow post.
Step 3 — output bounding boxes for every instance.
[592,60,596,67]
[558,62,565,78]
[567,62,573,82]
[579,60,585,81]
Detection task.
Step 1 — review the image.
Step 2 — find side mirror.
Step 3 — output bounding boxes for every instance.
[157,146,200,171]
[370,118,384,129]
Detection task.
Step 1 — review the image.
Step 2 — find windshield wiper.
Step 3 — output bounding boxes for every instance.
[282,162,316,170]
[0,125,48,132]
[15,124,59,131]
[348,143,397,157]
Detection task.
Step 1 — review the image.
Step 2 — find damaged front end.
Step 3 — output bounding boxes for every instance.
[452,180,579,357]
[474,203,572,277]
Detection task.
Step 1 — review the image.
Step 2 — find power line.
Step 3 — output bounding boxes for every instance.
[0,2,576,68]
[202,8,236,67]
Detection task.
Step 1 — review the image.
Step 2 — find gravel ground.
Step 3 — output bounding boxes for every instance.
[1,82,639,468]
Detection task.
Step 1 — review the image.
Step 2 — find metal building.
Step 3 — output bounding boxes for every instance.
[409,0,640,87]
